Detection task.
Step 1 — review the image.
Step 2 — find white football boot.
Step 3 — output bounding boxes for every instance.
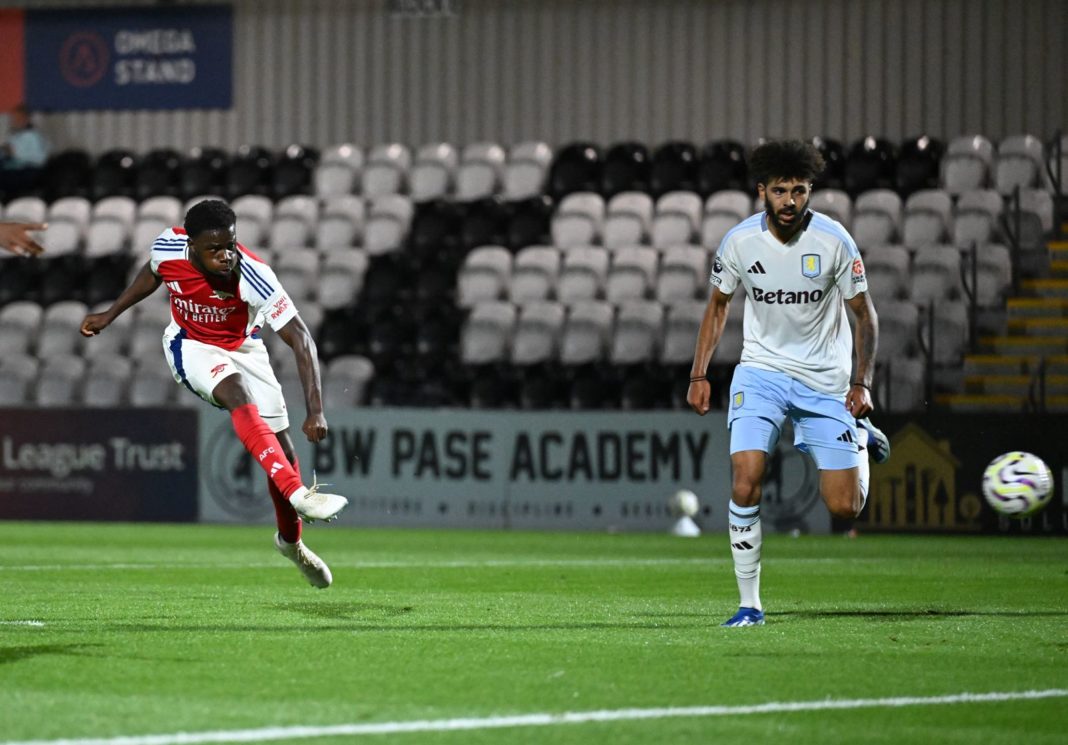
[274,532,333,588]
[287,474,348,522]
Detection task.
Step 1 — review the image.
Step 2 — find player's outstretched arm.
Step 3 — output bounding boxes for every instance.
[0,221,47,257]
[276,314,328,443]
[687,288,732,415]
[845,291,879,417]
[80,260,162,337]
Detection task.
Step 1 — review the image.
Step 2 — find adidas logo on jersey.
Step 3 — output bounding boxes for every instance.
[836,430,855,444]
[747,261,767,274]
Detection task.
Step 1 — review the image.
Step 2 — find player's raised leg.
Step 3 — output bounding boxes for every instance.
[856,417,890,464]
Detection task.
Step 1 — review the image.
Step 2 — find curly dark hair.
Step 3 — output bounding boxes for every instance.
[184,199,235,239]
[748,140,825,186]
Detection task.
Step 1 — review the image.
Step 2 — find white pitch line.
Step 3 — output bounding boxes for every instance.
[3,689,1065,745]
[0,620,44,627]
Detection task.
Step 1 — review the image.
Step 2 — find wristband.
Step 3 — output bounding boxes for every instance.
[689,376,707,383]
[851,382,871,391]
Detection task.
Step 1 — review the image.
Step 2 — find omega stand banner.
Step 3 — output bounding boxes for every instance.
[838,414,1068,536]
[0,408,198,522]
[198,408,832,535]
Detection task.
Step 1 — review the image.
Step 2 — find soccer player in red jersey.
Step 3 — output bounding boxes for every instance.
[80,200,347,588]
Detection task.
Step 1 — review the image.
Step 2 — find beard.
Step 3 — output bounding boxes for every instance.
[766,201,807,233]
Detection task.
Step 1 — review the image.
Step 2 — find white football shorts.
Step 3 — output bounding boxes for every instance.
[162,328,290,433]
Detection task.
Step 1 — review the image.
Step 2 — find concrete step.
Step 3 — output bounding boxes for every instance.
[1051,259,1068,278]
[1006,298,1068,319]
[1006,317,1068,336]
[962,354,1038,375]
[1046,354,1068,374]
[1045,395,1068,412]
[934,393,1027,412]
[1021,278,1068,298]
[978,336,1068,355]
[964,374,1068,396]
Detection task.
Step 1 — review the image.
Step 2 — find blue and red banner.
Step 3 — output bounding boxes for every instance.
[10,4,232,112]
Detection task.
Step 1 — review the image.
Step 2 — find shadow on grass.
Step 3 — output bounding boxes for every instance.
[104,620,708,633]
[270,601,414,620]
[777,609,1068,619]
[0,643,102,665]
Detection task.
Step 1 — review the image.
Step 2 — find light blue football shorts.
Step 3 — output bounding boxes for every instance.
[727,365,860,471]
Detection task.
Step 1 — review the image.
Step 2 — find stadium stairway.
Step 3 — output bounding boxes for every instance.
[950,229,1068,412]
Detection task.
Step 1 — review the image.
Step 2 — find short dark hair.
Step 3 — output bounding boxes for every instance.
[184,199,235,239]
[748,140,825,186]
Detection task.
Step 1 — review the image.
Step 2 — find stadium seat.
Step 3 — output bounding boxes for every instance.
[129,301,174,358]
[4,195,47,224]
[509,245,561,306]
[316,308,363,361]
[268,194,318,249]
[698,139,749,196]
[274,247,320,301]
[610,300,663,364]
[41,149,93,202]
[650,141,699,197]
[995,134,1046,195]
[510,300,566,365]
[458,245,513,308]
[504,141,553,201]
[547,142,602,201]
[180,147,228,200]
[912,246,963,304]
[33,354,86,407]
[506,196,553,251]
[80,300,132,359]
[852,189,903,249]
[458,197,509,253]
[134,196,183,253]
[809,189,852,228]
[809,136,846,191]
[82,356,134,407]
[895,136,945,197]
[456,142,506,201]
[92,149,139,200]
[942,135,995,196]
[461,301,517,365]
[309,199,360,252]
[603,191,654,249]
[34,300,87,359]
[551,192,606,248]
[557,246,610,305]
[0,353,38,405]
[358,253,412,312]
[863,244,911,304]
[714,293,745,365]
[970,242,1012,307]
[0,301,44,358]
[226,145,274,200]
[651,191,702,247]
[656,244,707,303]
[878,301,920,358]
[408,199,463,267]
[409,142,458,202]
[136,148,183,200]
[843,137,898,196]
[324,355,375,408]
[560,301,614,366]
[921,300,969,365]
[44,196,91,258]
[701,189,752,249]
[85,196,137,260]
[600,142,651,198]
[952,189,1004,248]
[882,356,926,412]
[361,143,411,198]
[231,194,274,247]
[902,189,953,249]
[128,360,176,406]
[605,246,658,304]
[272,144,318,199]
[660,299,706,365]
[620,367,670,410]
[314,143,363,199]
[364,194,414,256]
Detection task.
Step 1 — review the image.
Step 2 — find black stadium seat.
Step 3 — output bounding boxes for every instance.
[896,135,946,197]
[136,148,182,200]
[226,144,274,200]
[547,142,601,201]
[650,141,698,197]
[92,149,139,200]
[459,197,509,252]
[807,136,846,191]
[506,196,553,251]
[843,136,898,197]
[600,142,651,198]
[42,149,93,201]
[272,144,319,199]
[410,199,464,266]
[180,147,229,199]
[698,140,748,195]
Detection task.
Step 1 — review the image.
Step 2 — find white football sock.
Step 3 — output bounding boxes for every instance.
[856,426,870,513]
[728,500,762,610]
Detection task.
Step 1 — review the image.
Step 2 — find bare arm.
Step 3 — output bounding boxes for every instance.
[0,221,47,257]
[845,291,879,417]
[686,288,733,415]
[276,314,328,443]
[80,260,162,336]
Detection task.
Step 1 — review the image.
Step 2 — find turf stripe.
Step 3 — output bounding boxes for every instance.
[3,689,1065,745]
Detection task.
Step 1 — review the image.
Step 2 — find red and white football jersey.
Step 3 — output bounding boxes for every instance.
[150,227,298,350]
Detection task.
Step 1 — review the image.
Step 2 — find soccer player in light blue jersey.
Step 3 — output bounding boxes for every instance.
[687,140,890,628]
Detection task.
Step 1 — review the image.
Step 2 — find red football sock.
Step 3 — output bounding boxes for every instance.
[270,455,302,543]
[230,403,304,499]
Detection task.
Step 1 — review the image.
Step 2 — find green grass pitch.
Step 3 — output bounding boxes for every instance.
[1,521,1066,744]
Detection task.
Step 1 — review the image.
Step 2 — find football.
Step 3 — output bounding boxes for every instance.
[670,489,700,518]
[981,451,1055,517]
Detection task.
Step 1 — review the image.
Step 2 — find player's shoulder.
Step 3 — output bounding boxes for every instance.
[237,246,280,301]
[720,212,766,250]
[806,211,861,257]
[151,226,188,253]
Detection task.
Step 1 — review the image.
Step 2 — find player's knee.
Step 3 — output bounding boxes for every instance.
[731,476,762,506]
[822,489,861,519]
